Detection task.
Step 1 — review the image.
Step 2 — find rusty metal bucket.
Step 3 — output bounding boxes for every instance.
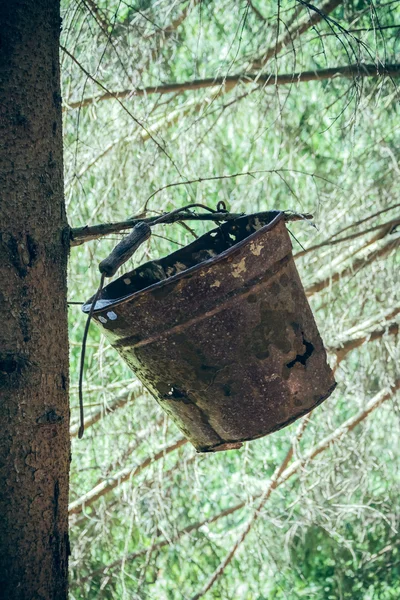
[83,211,336,452]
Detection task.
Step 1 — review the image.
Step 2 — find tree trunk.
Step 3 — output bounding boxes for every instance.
[0,1,70,598]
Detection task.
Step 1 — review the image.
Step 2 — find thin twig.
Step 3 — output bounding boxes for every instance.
[68,438,187,515]
[60,44,187,184]
[190,415,311,600]
[142,169,335,210]
[305,234,400,297]
[189,382,400,600]
[328,202,400,240]
[70,167,316,244]
[79,382,400,584]
[294,216,400,258]
[82,0,110,33]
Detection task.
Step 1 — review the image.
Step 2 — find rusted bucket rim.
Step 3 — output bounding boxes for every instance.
[83,210,285,314]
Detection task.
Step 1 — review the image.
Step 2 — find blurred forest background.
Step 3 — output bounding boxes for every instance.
[62,0,399,598]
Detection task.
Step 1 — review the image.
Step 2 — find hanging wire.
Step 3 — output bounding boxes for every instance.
[78,273,105,439]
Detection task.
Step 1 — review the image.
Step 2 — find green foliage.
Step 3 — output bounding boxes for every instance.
[62,0,400,598]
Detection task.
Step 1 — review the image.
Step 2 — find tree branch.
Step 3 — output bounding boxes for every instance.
[79,381,400,584]
[60,44,185,181]
[327,305,400,375]
[334,324,400,367]
[70,381,143,438]
[70,188,313,246]
[305,234,400,297]
[189,380,400,599]
[82,0,110,33]
[162,0,200,35]
[65,62,400,110]
[294,216,400,258]
[191,415,311,599]
[68,437,187,515]
[328,203,400,241]
[78,416,311,584]
[248,0,343,71]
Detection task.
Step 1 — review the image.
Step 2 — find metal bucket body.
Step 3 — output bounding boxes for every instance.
[84,211,336,452]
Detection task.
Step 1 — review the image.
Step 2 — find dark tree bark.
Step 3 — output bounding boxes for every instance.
[0,2,70,598]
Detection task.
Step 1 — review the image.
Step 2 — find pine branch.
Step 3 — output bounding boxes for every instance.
[162,0,200,35]
[82,0,110,33]
[60,45,186,182]
[65,0,344,110]
[70,170,316,245]
[189,381,399,599]
[326,203,400,241]
[305,233,400,297]
[68,438,187,515]
[294,216,400,258]
[330,317,399,367]
[191,415,311,599]
[64,62,400,110]
[75,97,210,179]
[247,0,267,22]
[78,416,311,584]
[79,381,400,584]
[96,414,166,480]
[248,0,343,71]
[70,381,143,438]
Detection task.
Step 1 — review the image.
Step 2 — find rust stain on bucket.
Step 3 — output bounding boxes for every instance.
[83,211,336,452]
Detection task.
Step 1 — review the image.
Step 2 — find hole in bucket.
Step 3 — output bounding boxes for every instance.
[165,386,194,405]
[168,386,186,399]
[286,333,314,369]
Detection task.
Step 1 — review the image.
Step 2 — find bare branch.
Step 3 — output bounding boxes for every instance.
[247,0,267,22]
[68,438,187,515]
[64,0,343,115]
[60,45,186,181]
[138,0,201,80]
[248,0,343,71]
[162,0,200,35]
[330,319,399,367]
[294,216,400,258]
[64,63,400,110]
[189,381,400,600]
[306,234,400,297]
[82,0,110,33]
[96,414,165,480]
[190,415,311,600]
[70,381,143,438]
[328,203,400,241]
[70,166,319,246]
[80,381,400,584]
